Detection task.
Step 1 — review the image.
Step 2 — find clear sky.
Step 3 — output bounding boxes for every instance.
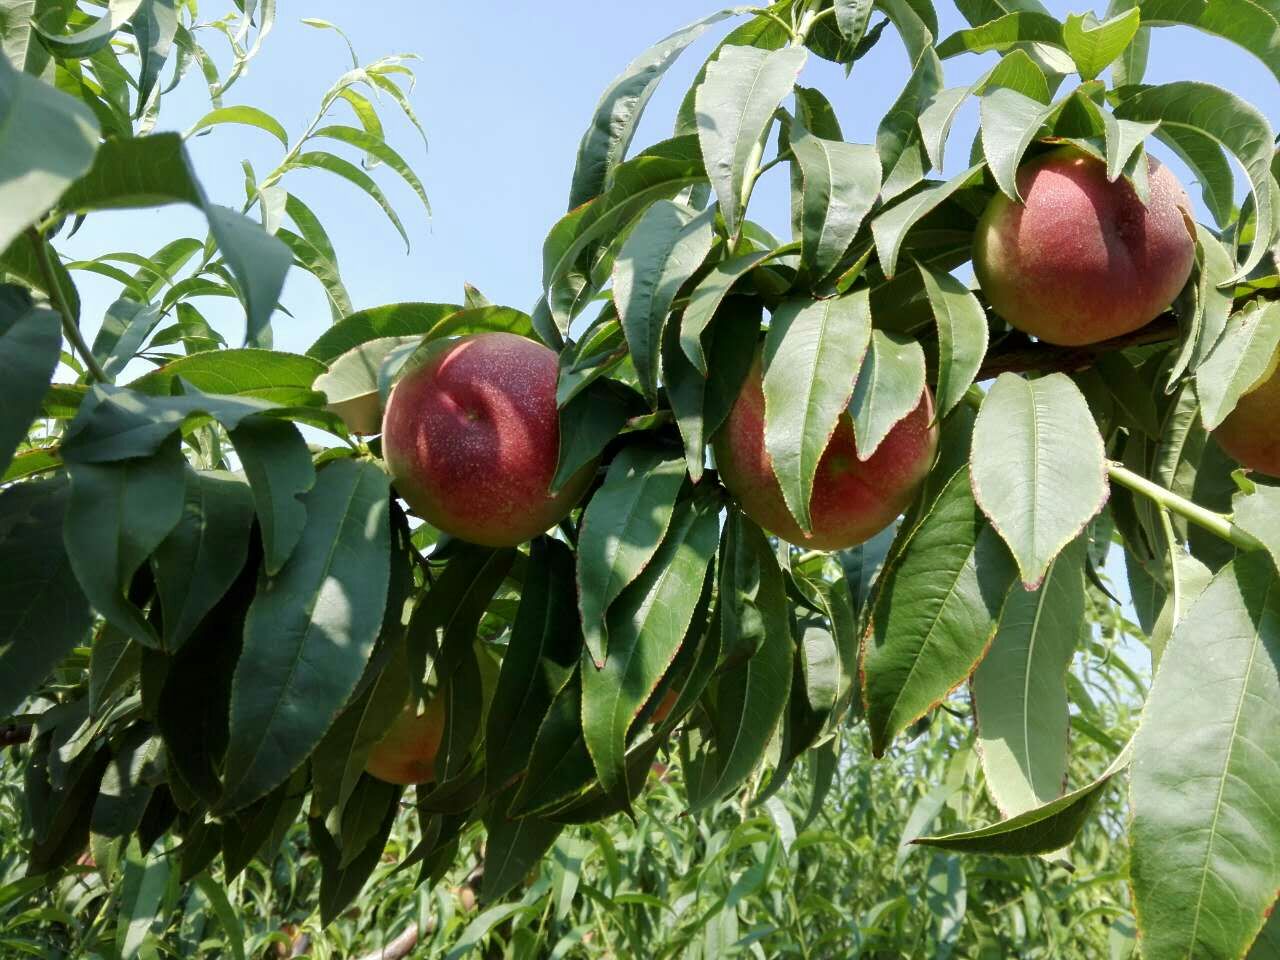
[60,0,1280,360]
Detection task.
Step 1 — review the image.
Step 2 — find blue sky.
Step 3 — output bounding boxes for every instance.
[61,0,1280,360]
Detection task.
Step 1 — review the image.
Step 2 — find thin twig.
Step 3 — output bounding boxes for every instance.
[28,228,108,383]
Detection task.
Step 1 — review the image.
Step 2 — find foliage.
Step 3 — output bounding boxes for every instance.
[2,0,1280,958]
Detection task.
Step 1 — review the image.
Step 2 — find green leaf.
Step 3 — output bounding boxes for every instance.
[0,287,60,477]
[915,740,1132,854]
[1234,484,1280,576]
[553,378,642,492]
[790,130,881,284]
[313,334,416,434]
[482,807,564,903]
[1115,81,1275,281]
[582,491,719,804]
[305,302,462,363]
[185,105,289,146]
[444,903,537,960]
[567,7,742,208]
[613,200,715,404]
[1138,0,1280,84]
[32,0,141,56]
[763,290,872,533]
[117,837,170,960]
[980,88,1063,201]
[849,329,927,460]
[877,47,942,199]
[220,459,391,812]
[227,418,315,576]
[691,513,792,810]
[871,164,985,277]
[695,44,808,237]
[128,348,326,405]
[60,133,291,345]
[312,125,430,216]
[92,298,162,380]
[937,11,1065,57]
[973,536,1085,817]
[862,470,1017,756]
[1196,301,1280,430]
[917,261,987,418]
[486,538,582,793]
[836,0,876,42]
[92,726,161,838]
[152,470,254,652]
[544,136,707,331]
[878,0,938,64]
[63,442,187,648]
[1063,7,1139,80]
[0,53,99,252]
[972,373,1108,589]
[132,0,177,114]
[1131,553,1280,960]
[192,875,245,960]
[310,797,398,926]
[1248,909,1280,960]
[576,446,688,667]
[680,249,775,373]
[0,479,92,716]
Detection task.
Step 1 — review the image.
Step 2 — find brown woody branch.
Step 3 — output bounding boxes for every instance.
[352,922,427,960]
[974,314,1179,381]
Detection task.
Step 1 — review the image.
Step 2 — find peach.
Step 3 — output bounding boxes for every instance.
[974,146,1195,346]
[365,694,446,785]
[712,356,938,550]
[381,332,594,546]
[1214,359,1280,477]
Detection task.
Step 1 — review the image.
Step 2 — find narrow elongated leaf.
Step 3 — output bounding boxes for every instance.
[582,491,719,803]
[186,105,289,146]
[554,378,642,490]
[612,201,715,404]
[567,8,741,208]
[544,136,707,330]
[61,133,290,345]
[306,302,462,363]
[312,125,430,215]
[220,460,391,812]
[152,470,254,651]
[680,249,774,373]
[836,0,875,42]
[92,299,162,380]
[311,798,398,926]
[790,131,881,283]
[576,446,687,667]
[849,330,927,460]
[1131,553,1280,960]
[33,0,141,56]
[486,538,582,793]
[1115,81,1275,281]
[227,418,315,576]
[482,806,564,903]
[973,536,1085,816]
[692,514,792,810]
[132,0,177,113]
[763,291,872,533]
[915,740,1132,854]
[972,373,1108,589]
[128,348,326,405]
[0,53,99,252]
[1139,0,1280,84]
[1196,301,1280,430]
[63,442,187,648]
[1234,485,1280,576]
[1063,7,1140,80]
[0,479,92,716]
[863,470,1018,756]
[917,262,987,418]
[878,47,942,197]
[117,838,170,960]
[695,44,808,237]
[871,164,985,277]
[980,87,1062,201]
[0,287,60,477]
[937,11,1065,57]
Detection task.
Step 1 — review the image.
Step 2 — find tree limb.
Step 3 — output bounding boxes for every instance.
[975,315,1179,381]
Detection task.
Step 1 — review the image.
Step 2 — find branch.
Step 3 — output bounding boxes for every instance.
[27,228,108,383]
[352,922,424,960]
[975,315,1179,381]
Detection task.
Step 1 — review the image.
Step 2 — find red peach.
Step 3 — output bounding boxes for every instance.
[974,146,1195,347]
[381,332,594,546]
[365,695,446,785]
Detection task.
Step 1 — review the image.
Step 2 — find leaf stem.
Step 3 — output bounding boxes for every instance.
[745,6,800,40]
[1106,462,1264,553]
[28,228,107,383]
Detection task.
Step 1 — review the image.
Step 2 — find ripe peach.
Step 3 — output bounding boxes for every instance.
[974,146,1195,346]
[365,694,446,785]
[712,356,938,550]
[1214,359,1280,477]
[381,332,594,546]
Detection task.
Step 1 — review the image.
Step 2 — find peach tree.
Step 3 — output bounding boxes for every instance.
[2,0,1279,957]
